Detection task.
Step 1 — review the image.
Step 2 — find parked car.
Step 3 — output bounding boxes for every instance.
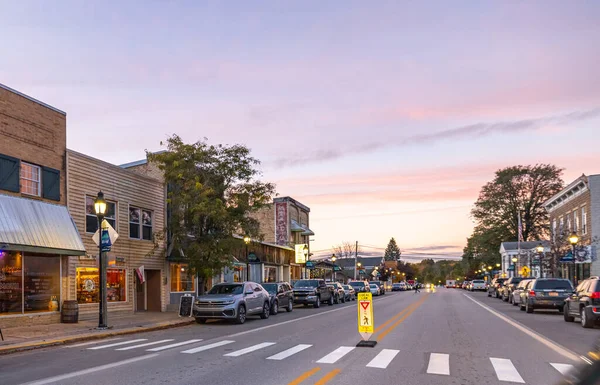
[470,280,486,291]
[292,279,334,308]
[327,282,346,304]
[564,276,600,328]
[488,278,507,298]
[511,278,534,307]
[370,283,380,296]
[260,282,294,315]
[519,278,574,314]
[372,281,386,295]
[349,280,370,294]
[193,282,271,324]
[500,277,526,303]
[392,283,403,291]
[342,284,356,301]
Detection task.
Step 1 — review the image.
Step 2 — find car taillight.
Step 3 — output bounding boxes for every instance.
[529,290,536,297]
[590,292,600,299]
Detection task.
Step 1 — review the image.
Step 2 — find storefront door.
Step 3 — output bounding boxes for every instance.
[146,270,161,312]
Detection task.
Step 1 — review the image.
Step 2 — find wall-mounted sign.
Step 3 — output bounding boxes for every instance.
[248,252,260,263]
[306,261,315,269]
[333,265,341,272]
[295,244,307,264]
[275,202,288,246]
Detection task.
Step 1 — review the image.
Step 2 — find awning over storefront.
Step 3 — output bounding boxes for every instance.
[0,194,86,255]
[290,219,315,236]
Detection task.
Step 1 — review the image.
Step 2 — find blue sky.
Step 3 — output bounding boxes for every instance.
[2,1,599,259]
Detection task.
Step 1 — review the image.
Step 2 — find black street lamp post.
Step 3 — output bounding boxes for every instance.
[244,235,251,281]
[94,191,108,329]
[303,244,309,279]
[569,231,579,285]
[511,256,518,278]
[331,254,337,282]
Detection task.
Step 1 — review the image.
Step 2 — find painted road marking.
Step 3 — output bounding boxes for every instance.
[147,339,203,352]
[267,344,312,360]
[224,342,276,357]
[316,346,355,364]
[464,294,581,362]
[87,339,147,350]
[550,363,575,376]
[490,358,525,383]
[427,353,450,375]
[366,349,399,369]
[314,369,341,385]
[116,339,175,351]
[180,340,235,354]
[66,338,122,348]
[21,354,159,385]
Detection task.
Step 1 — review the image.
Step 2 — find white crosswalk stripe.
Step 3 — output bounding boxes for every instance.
[116,339,175,351]
[490,358,525,383]
[67,338,123,348]
[316,346,355,364]
[366,349,399,369]
[427,353,450,375]
[224,342,276,357]
[147,339,203,352]
[550,363,575,376]
[87,339,147,350]
[267,344,312,360]
[181,340,235,354]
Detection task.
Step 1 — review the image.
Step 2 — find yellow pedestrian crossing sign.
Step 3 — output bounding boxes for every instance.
[521,266,530,277]
[358,292,374,340]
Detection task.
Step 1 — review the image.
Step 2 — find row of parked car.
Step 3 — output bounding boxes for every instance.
[192,278,385,324]
[485,276,600,328]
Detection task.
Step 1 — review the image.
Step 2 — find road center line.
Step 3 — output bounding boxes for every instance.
[463,294,581,362]
[287,367,321,385]
[20,354,159,385]
[314,369,341,385]
[376,294,429,341]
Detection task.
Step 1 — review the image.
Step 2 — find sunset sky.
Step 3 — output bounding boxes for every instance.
[2,1,599,260]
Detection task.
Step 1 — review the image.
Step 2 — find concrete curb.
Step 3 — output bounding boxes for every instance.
[0,319,195,356]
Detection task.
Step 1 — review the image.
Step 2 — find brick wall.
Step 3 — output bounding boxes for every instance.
[0,84,67,204]
[548,190,592,245]
[251,204,276,243]
[125,161,164,182]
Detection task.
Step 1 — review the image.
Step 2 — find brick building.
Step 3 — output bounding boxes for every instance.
[66,150,167,318]
[544,174,600,282]
[0,84,85,327]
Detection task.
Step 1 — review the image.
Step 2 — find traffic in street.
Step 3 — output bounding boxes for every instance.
[1,287,595,385]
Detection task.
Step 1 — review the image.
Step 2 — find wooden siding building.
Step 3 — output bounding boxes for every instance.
[66,150,167,318]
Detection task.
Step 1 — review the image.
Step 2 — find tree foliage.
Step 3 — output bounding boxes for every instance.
[465,164,564,264]
[384,237,401,261]
[148,135,276,291]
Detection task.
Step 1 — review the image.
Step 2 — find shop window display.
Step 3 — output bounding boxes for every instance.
[77,267,126,303]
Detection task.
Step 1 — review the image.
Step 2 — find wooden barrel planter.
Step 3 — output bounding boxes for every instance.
[61,300,79,323]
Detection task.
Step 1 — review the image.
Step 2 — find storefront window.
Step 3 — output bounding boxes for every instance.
[76,267,126,303]
[0,251,23,314]
[24,254,60,313]
[170,264,195,292]
[264,266,277,282]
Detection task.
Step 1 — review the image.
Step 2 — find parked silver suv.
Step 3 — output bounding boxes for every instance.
[193,282,271,324]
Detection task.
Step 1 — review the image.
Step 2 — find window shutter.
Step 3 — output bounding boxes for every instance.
[42,167,61,201]
[0,154,20,192]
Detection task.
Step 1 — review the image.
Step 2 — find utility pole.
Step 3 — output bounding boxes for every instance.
[354,241,358,280]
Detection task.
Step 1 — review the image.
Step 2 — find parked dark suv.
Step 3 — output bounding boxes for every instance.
[261,282,294,315]
[501,277,526,303]
[564,276,600,328]
[292,279,334,308]
[488,278,507,298]
[519,278,574,314]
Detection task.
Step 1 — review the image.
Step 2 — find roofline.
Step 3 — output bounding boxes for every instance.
[120,150,167,169]
[274,196,311,212]
[0,83,66,115]
[544,175,588,209]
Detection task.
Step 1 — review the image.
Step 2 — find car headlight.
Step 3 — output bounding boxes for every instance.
[223,300,235,305]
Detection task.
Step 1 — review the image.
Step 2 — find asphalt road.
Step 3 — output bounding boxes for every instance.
[0,289,596,385]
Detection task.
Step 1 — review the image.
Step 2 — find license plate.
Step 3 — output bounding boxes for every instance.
[549,292,558,297]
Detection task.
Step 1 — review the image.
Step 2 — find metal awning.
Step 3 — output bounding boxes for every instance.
[0,194,86,255]
[290,219,315,236]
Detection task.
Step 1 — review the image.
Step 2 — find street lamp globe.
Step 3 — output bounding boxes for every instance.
[331,254,336,262]
[243,235,251,245]
[569,231,579,245]
[511,256,518,263]
[303,244,309,257]
[536,243,544,253]
[487,266,492,270]
[357,262,362,268]
[496,263,501,268]
[94,191,107,216]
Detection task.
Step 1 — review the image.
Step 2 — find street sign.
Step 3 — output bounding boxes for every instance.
[521,266,530,277]
[357,292,374,341]
[248,252,260,263]
[306,261,315,269]
[333,265,341,272]
[92,219,119,249]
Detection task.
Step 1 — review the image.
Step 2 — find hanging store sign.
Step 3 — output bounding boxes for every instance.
[295,244,307,264]
[275,202,288,246]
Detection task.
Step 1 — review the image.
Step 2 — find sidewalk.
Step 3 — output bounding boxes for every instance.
[0,312,195,355]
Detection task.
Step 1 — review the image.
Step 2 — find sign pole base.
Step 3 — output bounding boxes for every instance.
[356,340,378,348]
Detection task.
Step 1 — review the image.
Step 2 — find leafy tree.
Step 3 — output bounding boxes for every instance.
[148,135,276,293]
[465,164,563,267]
[384,237,402,261]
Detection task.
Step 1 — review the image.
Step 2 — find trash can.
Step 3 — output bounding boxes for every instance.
[61,300,79,323]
